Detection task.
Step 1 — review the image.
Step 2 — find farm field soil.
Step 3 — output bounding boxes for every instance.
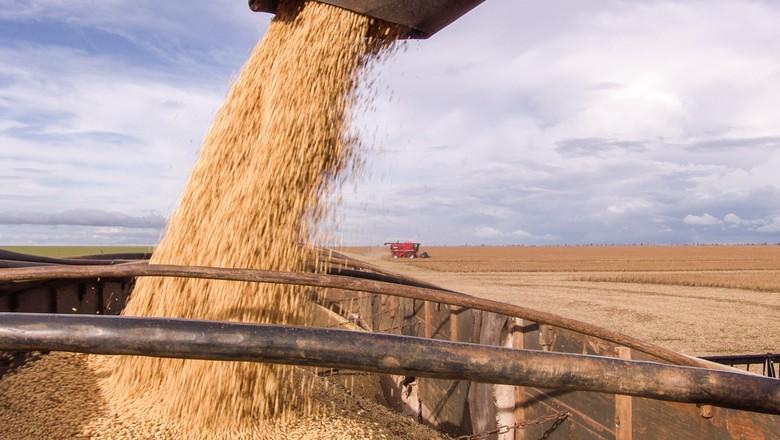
[341,246,780,356]
[576,270,780,293]
[351,245,780,272]
[1,246,154,258]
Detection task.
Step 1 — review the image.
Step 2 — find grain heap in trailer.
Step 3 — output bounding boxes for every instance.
[1,1,779,440]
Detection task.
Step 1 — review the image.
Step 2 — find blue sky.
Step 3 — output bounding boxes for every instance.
[1,0,780,245]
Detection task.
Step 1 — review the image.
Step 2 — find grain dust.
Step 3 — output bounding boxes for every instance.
[0,0,436,438]
[112,0,400,434]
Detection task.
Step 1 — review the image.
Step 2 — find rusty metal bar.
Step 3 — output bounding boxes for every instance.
[702,353,780,378]
[0,263,737,371]
[0,260,55,268]
[1,313,779,415]
[327,267,443,290]
[0,249,142,266]
[318,247,449,291]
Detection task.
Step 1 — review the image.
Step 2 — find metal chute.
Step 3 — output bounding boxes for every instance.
[248,0,486,38]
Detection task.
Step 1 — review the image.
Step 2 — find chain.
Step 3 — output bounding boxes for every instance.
[450,411,570,440]
[539,412,569,440]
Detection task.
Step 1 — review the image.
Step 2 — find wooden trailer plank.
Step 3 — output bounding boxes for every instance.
[78,282,100,314]
[521,324,617,434]
[468,311,507,436]
[495,318,516,440]
[615,347,633,440]
[631,397,780,439]
[417,299,474,435]
[100,281,127,315]
[55,283,81,314]
[15,285,54,313]
[424,301,433,338]
[420,378,472,434]
[522,388,613,439]
[0,292,11,313]
[513,317,528,440]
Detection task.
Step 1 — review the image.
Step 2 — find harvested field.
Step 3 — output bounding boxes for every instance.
[356,245,780,272]
[576,270,780,293]
[343,246,780,356]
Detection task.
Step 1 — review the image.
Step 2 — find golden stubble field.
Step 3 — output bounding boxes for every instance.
[343,245,780,356]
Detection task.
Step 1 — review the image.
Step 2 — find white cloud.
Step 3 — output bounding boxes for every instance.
[476,205,514,219]
[607,199,652,215]
[341,1,780,244]
[0,44,224,217]
[0,209,165,228]
[723,213,741,224]
[683,213,723,226]
[756,218,780,233]
[474,226,501,238]
[0,224,161,246]
[0,0,264,64]
[511,229,532,238]
[4,1,780,245]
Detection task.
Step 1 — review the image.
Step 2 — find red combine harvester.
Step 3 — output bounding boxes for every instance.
[384,242,429,259]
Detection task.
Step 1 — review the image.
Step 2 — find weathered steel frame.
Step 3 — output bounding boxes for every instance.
[2,254,780,438]
[0,263,735,371]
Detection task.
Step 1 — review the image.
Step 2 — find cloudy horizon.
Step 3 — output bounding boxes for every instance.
[2,1,780,246]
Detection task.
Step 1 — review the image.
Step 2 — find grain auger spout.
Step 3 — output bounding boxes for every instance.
[248,0,486,38]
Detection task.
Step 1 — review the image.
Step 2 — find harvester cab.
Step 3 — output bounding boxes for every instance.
[248,0,486,39]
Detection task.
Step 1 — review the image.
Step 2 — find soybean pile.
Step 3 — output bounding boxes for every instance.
[0,353,442,439]
[0,1,443,438]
